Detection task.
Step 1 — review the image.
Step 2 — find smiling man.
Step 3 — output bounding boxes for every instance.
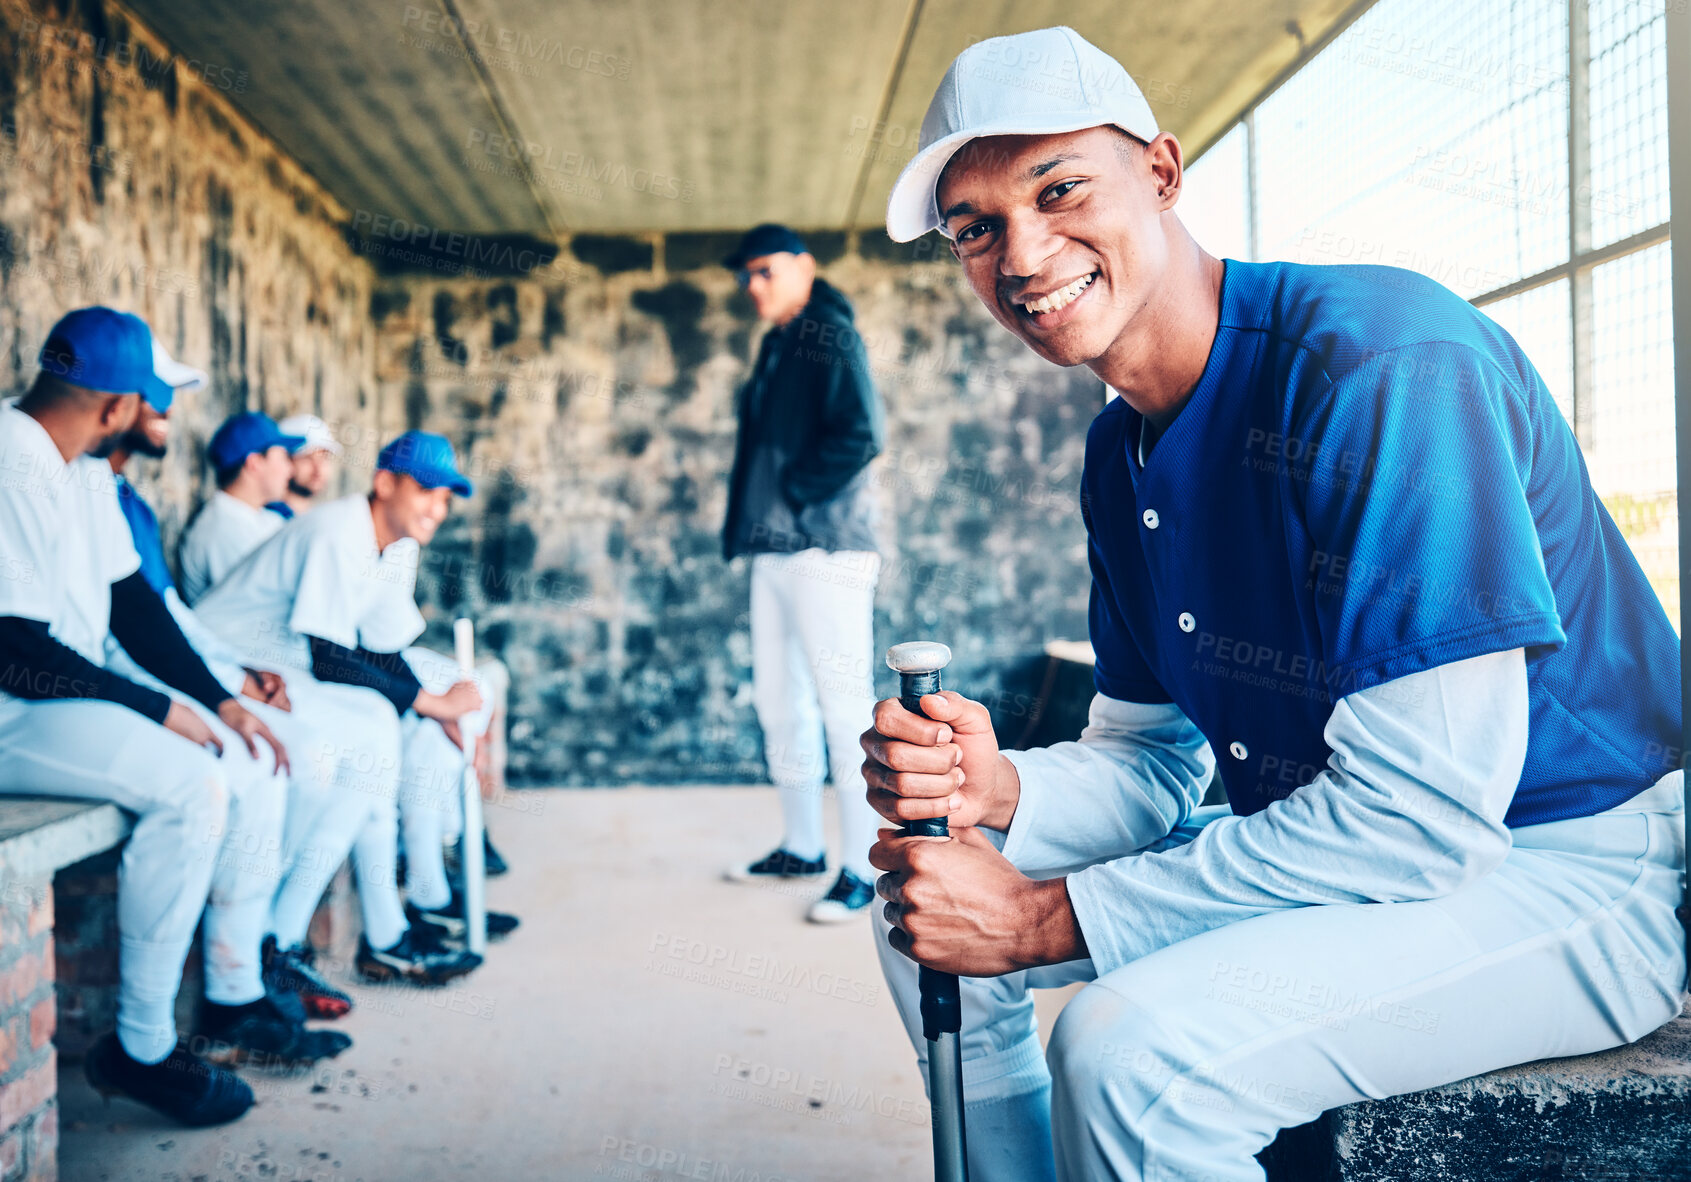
[860,26,1685,1182]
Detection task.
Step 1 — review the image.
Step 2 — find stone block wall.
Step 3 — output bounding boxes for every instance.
[0,0,379,543]
[371,240,1102,785]
[0,0,1105,788]
[0,876,56,1182]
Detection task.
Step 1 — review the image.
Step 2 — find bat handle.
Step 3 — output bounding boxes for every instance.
[897,667,963,1043]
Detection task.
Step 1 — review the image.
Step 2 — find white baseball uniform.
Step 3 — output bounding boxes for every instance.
[194,495,479,919]
[110,474,410,954]
[874,651,1686,1182]
[0,402,242,1063]
[177,489,284,604]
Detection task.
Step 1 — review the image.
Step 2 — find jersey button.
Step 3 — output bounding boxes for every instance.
[1178,612,1195,632]
[1229,741,1248,760]
[1142,509,1160,530]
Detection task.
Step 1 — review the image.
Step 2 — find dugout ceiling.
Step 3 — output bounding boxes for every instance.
[122,0,1371,237]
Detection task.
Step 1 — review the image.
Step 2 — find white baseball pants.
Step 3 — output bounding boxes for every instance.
[397,648,504,911]
[258,677,407,953]
[750,549,882,881]
[874,773,1688,1182]
[0,699,230,1063]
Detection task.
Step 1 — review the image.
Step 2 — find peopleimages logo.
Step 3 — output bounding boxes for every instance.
[349,209,572,278]
[463,130,695,203]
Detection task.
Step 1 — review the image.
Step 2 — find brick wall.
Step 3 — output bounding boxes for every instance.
[0,876,57,1182]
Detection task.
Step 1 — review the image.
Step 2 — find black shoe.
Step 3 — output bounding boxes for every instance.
[84,1033,253,1127]
[807,870,876,924]
[356,928,482,985]
[446,834,510,879]
[263,935,353,1020]
[483,834,509,877]
[407,892,519,942]
[196,994,353,1068]
[724,848,828,883]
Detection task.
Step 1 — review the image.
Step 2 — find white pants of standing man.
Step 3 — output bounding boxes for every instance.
[874,773,1687,1182]
[751,549,882,882]
[397,648,506,911]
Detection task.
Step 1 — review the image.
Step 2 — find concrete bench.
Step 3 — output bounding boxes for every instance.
[1260,1006,1691,1179]
[0,798,133,1182]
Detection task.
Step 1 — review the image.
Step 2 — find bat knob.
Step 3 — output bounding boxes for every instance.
[886,641,952,675]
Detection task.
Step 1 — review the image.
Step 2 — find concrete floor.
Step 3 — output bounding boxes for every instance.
[58,787,1076,1182]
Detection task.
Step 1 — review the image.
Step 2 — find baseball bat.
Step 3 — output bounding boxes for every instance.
[454,618,488,956]
[885,641,968,1182]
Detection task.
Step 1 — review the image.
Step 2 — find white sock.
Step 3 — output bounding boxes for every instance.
[776,779,826,861]
[966,1085,1057,1182]
[117,935,186,1064]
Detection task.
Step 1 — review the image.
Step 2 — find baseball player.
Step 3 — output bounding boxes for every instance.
[209,412,517,881]
[194,430,516,971]
[0,308,323,1126]
[861,28,1686,1182]
[270,413,341,518]
[107,346,429,1014]
[177,411,300,603]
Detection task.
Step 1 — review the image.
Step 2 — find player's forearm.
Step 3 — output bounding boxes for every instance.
[995,694,1213,877]
[108,573,233,713]
[306,636,421,714]
[0,615,171,722]
[1066,651,1526,977]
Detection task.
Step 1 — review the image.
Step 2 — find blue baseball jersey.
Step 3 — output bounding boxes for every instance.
[114,475,175,596]
[1083,259,1680,827]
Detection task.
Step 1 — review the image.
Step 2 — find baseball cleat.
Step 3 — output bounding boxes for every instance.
[84,1032,254,1127]
[406,892,520,941]
[807,870,876,923]
[196,994,353,1067]
[724,848,828,883]
[262,936,353,1019]
[483,833,509,877]
[355,928,482,985]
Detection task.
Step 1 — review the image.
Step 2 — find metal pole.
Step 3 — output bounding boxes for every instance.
[886,641,968,1182]
[1665,0,1691,974]
[454,618,488,956]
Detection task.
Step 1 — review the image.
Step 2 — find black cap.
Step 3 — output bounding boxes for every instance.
[723,224,810,270]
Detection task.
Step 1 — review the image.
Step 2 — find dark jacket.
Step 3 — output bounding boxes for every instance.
[722,277,884,558]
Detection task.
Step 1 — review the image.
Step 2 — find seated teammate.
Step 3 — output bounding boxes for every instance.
[108,345,449,1012]
[186,413,516,881]
[0,308,311,1125]
[195,431,516,971]
[270,413,341,519]
[178,411,301,603]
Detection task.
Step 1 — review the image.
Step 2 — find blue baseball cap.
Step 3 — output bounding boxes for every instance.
[39,307,175,410]
[209,412,306,472]
[723,224,810,270]
[377,431,473,496]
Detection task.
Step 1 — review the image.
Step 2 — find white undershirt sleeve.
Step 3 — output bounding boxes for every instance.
[1036,648,1529,976]
[998,695,1215,878]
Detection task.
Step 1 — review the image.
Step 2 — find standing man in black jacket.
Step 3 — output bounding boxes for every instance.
[721,225,886,923]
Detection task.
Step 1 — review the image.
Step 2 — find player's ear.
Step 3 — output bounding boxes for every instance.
[101,392,140,432]
[371,468,395,499]
[1145,132,1184,210]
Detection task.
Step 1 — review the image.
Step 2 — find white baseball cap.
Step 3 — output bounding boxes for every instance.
[885,26,1160,243]
[277,413,343,456]
[150,335,208,394]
